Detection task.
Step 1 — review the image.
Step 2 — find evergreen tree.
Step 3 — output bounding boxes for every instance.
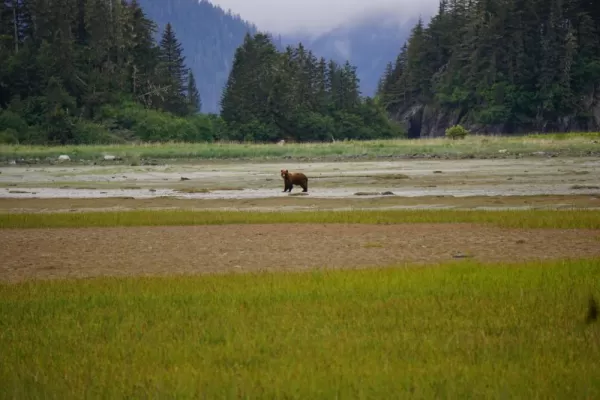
[186,69,201,113]
[0,0,221,145]
[341,61,361,109]
[378,0,600,134]
[314,57,329,113]
[157,22,188,115]
[220,33,402,142]
[125,0,160,104]
[136,0,260,113]
[220,32,281,141]
[376,62,393,99]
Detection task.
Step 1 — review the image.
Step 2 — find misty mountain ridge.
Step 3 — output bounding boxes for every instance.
[138,0,426,113]
[280,13,426,98]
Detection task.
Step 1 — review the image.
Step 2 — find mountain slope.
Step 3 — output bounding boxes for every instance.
[138,0,422,113]
[138,0,258,114]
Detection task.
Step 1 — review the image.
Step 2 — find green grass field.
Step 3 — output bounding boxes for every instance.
[2,208,600,229]
[1,259,599,398]
[1,132,599,162]
[2,208,600,398]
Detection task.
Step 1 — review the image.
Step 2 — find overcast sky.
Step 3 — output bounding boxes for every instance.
[209,0,439,36]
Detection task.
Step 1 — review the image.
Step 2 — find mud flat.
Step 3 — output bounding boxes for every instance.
[1,157,599,211]
[1,194,600,213]
[3,223,600,282]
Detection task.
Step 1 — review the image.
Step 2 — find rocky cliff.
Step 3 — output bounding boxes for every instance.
[395,86,600,138]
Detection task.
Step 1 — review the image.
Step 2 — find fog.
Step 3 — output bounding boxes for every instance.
[208,0,439,35]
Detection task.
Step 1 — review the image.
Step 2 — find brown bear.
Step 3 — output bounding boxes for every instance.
[280,169,308,193]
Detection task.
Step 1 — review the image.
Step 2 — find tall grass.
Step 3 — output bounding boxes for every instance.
[1,133,599,162]
[1,259,599,398]
[1,209,599,229]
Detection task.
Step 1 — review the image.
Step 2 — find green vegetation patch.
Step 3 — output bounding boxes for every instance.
[1,133,599,162]
[1,209,600,229]
[1,259,599,398]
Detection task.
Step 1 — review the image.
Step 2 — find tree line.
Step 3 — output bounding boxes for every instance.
[220,33,403,142]
[0,1,403,145]
[377,0,600,134]
[0,0,210,145]
[136,0,261,114]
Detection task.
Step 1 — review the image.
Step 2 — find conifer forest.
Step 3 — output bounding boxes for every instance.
[376,0,600,136]
[2,0,600,144]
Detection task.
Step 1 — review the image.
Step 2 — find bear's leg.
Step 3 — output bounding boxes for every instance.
[302,182,308,192]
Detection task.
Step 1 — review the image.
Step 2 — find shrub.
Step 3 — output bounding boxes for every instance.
[98,102,216,143]
[0,128,19,144]
[189,114,216,142]
[445,124,469,140]
[74,120,125,144]
[0,110,27,133]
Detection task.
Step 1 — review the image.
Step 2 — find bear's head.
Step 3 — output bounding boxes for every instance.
[280,169,289,179]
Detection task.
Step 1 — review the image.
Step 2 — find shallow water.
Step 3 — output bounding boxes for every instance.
[1,184,599,200]
[1,157,599,200]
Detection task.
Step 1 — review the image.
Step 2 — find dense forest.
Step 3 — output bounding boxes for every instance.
[0,0,400,145]
[377,0,600,137]
[0,0,217,145]
[220,33,403,142]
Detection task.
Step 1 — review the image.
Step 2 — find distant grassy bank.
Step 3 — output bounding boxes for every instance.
[2,209,600,229]
[1,133,599,164]
[1,259,599,398]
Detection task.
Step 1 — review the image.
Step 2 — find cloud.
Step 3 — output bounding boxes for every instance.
[208,0,439,35]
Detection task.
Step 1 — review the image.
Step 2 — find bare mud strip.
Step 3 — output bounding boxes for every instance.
[0,157,599,211]
[1,194,599,214]
[2,224,600,282]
